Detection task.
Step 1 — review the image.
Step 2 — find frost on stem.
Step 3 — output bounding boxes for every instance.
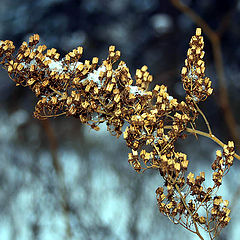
[0,28,235,239]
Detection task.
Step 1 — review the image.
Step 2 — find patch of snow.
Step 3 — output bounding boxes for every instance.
[129,86,146,96]
[48,59,63,73]
[87,65,106,87]
[168,95,173,101]
[192,95,199,102]
[29,59,37,66]
[188,67,198,82]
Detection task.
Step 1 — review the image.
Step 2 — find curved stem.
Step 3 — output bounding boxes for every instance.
[42,112,67,118]
[185,127,240,160]
[194,102,212,135]
[163,125,240,160]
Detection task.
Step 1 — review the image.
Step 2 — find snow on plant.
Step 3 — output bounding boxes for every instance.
[0,28,239,240]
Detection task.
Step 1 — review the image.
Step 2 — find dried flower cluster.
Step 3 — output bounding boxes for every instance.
[181,28,213,104]
[0,28,238,239]
[155,140,234,238]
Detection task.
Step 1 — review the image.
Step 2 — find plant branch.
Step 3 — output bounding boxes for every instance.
[170,0,240,150]
[164,125,240,160]
[151,140,204,240]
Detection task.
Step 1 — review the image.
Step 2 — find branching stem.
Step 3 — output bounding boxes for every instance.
[151,140,204,240]
[164,125,240,160]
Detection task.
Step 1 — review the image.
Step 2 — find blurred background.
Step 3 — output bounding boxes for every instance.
[0,0,240,239]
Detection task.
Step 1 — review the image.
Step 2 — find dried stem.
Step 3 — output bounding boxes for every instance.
[194,102,212,135]
[163,125,240,160]
[186,127,240,161]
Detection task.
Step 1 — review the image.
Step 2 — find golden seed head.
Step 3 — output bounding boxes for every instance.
[181,67,187,75]
[92,57,98,64]
[196,28,202,36]
[109,45,115,52]
[141,65,148,72]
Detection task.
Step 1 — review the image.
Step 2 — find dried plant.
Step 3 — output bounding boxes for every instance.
[0,28,239,240]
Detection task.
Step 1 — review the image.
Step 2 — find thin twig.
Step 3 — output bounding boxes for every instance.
[186,127,240,161]
[194,102,212,135]
[163,125,240,160]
